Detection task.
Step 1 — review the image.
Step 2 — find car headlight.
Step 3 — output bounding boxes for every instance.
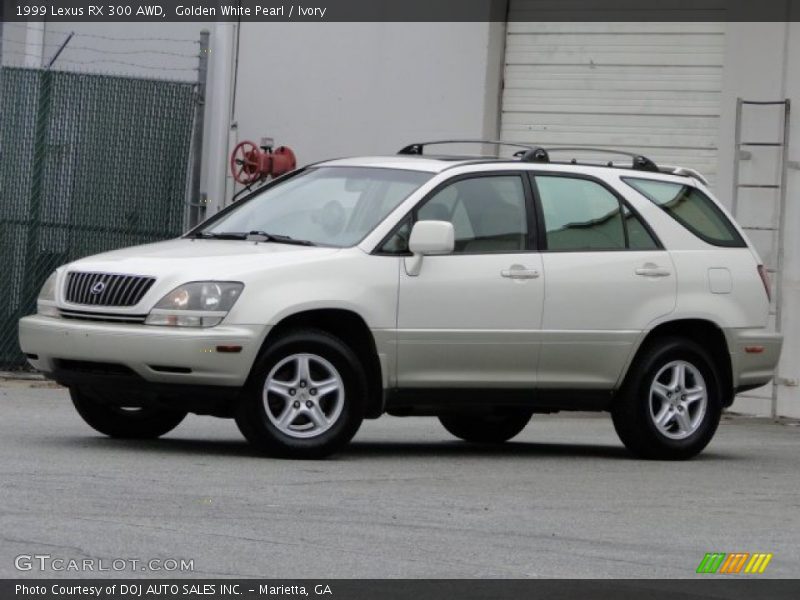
[145,282,243,327]
[37,272,59,317]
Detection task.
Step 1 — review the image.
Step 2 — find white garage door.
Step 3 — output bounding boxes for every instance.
[500,18,725,187]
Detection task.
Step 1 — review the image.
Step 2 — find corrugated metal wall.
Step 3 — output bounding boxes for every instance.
[500,17,725,186]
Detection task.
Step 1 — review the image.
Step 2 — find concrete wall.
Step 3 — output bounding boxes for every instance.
[781,24,800,419]
[716,23,800,418]
[225,21,503,210]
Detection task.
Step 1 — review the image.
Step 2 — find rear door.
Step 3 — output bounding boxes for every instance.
[531,173,676,389]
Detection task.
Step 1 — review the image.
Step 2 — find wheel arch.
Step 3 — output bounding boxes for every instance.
[254,308,385,418]
[622,319,734,406]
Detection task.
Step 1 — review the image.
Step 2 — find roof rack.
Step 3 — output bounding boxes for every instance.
[397,139,550,163]
[397,140,695,177]
[525,146,660,173]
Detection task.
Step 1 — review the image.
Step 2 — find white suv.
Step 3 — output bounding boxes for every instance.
[18,142,782,459]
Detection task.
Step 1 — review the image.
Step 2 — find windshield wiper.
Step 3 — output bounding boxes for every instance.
[190,230,316,246]
[246,231,316,246]
[190,231,248,240]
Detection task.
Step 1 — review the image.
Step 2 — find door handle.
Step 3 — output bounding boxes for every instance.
[501,265,540,279]
[635,263,671,278]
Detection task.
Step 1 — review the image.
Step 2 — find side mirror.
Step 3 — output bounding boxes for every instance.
[405,220,454,276]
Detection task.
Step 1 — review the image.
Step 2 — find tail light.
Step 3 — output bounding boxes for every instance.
[757,265,771,301]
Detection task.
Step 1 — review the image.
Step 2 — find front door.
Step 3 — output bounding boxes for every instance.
[395,173,545,388]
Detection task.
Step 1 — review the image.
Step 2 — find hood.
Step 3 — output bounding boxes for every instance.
[62,238,341,281]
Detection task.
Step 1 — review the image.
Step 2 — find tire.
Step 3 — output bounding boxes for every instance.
[235,329,367,459]
[439,409,532,444]
[70,387,187,439]
[612,336,723,460]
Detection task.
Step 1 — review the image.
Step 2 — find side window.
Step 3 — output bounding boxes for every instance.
[623,177,746,247]
[416,175,528,253]
[536,176,627,250]
[417,184,474,242]
[624,206,659,250]
[379,217,412,254]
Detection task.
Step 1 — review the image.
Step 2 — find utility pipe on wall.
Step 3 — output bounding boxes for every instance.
[203,21,236,217]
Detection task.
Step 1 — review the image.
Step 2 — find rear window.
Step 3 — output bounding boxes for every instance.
[623,178,745,248]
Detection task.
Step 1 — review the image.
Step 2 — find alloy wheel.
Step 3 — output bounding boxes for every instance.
[262,353,345,439]
[648,360,708,440]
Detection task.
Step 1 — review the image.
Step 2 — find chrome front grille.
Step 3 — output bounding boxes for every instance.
[65,272,155,307]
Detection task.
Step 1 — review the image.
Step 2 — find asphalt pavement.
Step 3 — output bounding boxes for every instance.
[1,379,798,579]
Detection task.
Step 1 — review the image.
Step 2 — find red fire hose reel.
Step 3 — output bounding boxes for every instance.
[230,139,297,185]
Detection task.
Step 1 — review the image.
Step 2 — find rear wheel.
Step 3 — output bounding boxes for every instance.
[235,329,367,459]
[439,410,532,443]
[70,388,186,439]
[612,337,722,460]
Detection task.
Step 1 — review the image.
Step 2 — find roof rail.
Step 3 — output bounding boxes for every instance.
[397,140,665,172]
[397,139,550,163]
[532,146,660,173]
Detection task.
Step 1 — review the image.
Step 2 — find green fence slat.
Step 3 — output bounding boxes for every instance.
[0,66,196,368]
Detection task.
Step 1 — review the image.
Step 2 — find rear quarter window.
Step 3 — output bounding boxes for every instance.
[623,177,746,248]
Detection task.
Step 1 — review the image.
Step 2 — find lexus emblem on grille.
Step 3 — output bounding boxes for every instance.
[90,281,106,295]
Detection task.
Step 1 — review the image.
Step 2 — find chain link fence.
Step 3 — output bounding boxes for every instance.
[0,66,197,368]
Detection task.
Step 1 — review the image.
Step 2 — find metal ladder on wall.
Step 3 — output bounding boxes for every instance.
[731,98,791,418]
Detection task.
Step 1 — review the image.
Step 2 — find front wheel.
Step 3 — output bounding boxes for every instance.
[439,410,532,444]
[612,337,722,460]
[235,329,367,459]
[70,388,187,439]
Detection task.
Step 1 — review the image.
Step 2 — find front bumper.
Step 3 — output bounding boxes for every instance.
[19,314,267,388]
[725,328,783,392]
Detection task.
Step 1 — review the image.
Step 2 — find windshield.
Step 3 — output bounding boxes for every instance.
[197,167,432,247]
